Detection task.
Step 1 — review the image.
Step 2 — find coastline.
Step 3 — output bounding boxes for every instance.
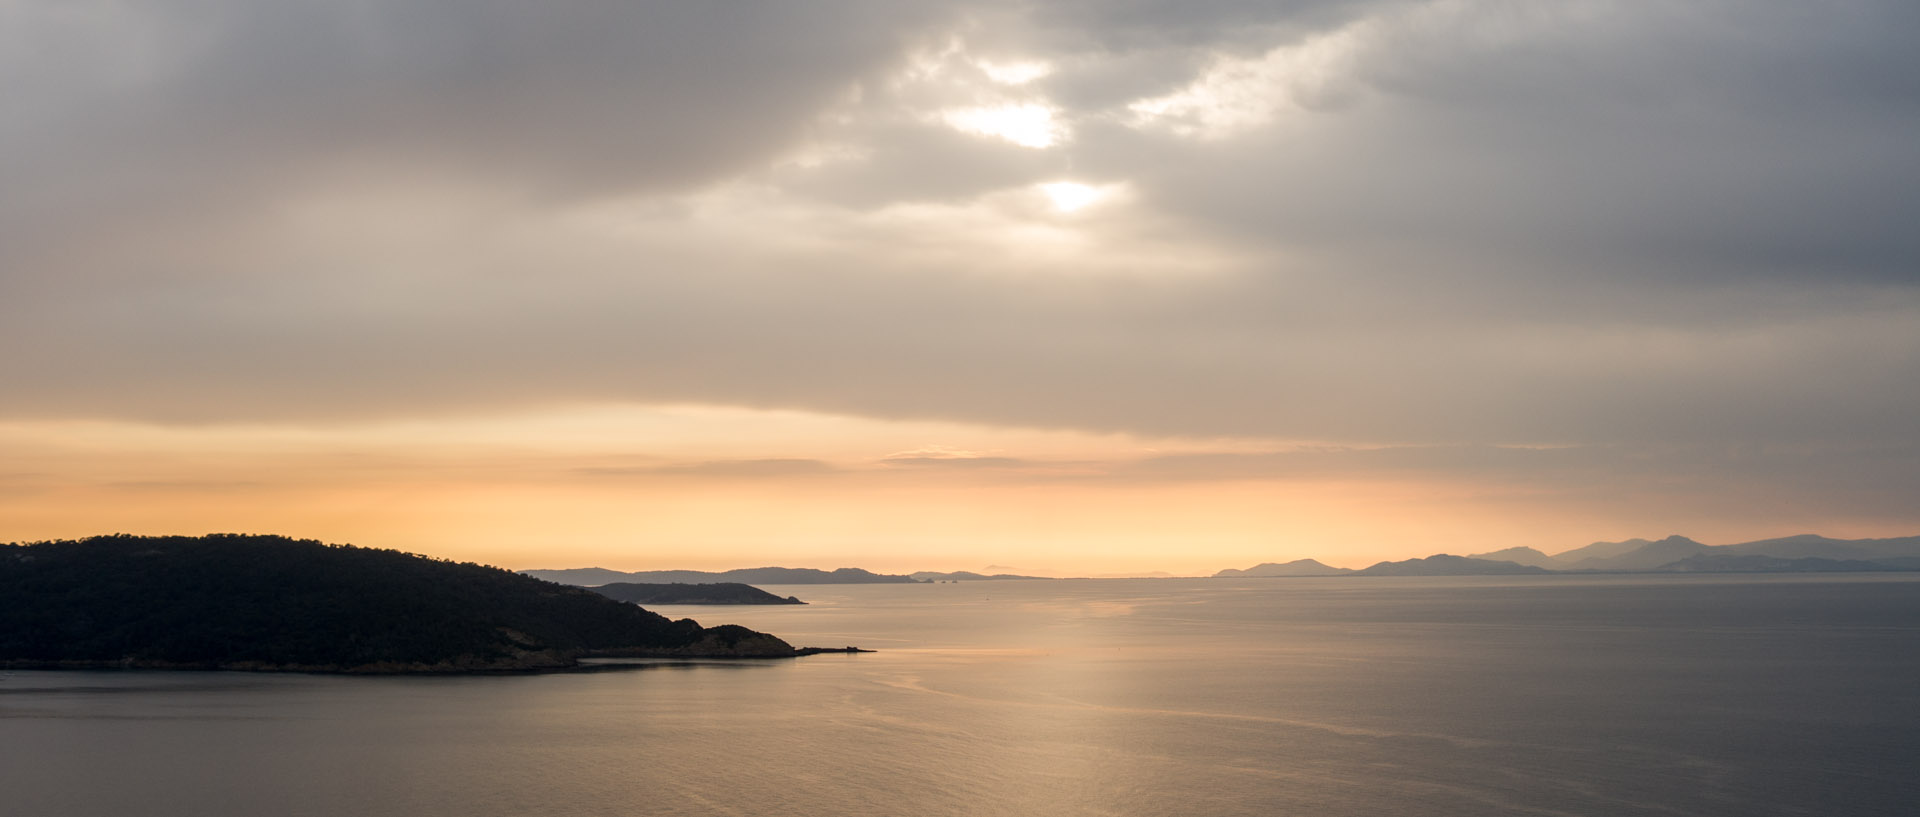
[1,646,874,676]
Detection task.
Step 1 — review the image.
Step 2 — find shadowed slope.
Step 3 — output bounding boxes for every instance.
[0,534,797,672]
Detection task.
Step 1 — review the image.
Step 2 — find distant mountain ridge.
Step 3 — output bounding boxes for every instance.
[1464,547,1558,569]
[1213,559,1351,578]
[1355,554,1553,576]
[910,571,1053,582]
[527,533,1920,588]
[1722,534,1920,561]
[1219,533,1920,578]
[1659,555,1903,573]
[1559,535,1713,571]
[1537,538,1653,565]
[1532,533,1920,571]
[523,566,922,587]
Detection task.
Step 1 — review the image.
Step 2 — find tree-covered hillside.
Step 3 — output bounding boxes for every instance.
[0,534,795,671]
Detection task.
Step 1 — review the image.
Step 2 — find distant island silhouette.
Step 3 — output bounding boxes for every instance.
[589,582,805,605]
[1214,533,1920,577]
[1355,554,1553,576]
[0,534,861,673]
[521,566,923,586]
[502,533,1920,589]
[910,571,1053,582]
[1214,559,1351,578]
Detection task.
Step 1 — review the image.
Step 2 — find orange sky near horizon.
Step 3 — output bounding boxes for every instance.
[4,405,1908,576]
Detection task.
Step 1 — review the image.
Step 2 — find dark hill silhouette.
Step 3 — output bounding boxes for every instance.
[0,534,809,672]
[590,582,804,605]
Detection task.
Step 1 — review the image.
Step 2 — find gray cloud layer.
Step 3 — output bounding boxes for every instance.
[4,0,1918,462]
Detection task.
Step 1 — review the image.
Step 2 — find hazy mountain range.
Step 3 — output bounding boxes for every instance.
[1213,559,1351,578]
[1215,534,1920,577]
[525,566,1058,586]
[524,534,1920,588]
[521,566,922,587]
[911,571,1053,582]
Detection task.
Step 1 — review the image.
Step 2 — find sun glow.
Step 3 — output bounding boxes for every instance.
[1039,182,1103,212]
[977,59,1053,85]
[941,104,1064,148]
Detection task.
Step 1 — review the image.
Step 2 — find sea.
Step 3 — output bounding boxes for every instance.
[3,574,1917,816]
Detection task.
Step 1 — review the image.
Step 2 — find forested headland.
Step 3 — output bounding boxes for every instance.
[0,534,802,673]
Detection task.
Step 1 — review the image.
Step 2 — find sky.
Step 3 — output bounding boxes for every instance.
[4,0,1918,575]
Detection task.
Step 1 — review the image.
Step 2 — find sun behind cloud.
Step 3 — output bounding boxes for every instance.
[1038,181,1102,212]
[941,103,1065,148]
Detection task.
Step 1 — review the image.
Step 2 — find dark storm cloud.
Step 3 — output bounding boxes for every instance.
[0,0,939,289]
[2,0,1918,466]
[1114,0,1920,287]
[6,1,936,189]
[1023,0,1395,50]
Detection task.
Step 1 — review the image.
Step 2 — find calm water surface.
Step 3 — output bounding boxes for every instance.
[4,574,1918,816]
